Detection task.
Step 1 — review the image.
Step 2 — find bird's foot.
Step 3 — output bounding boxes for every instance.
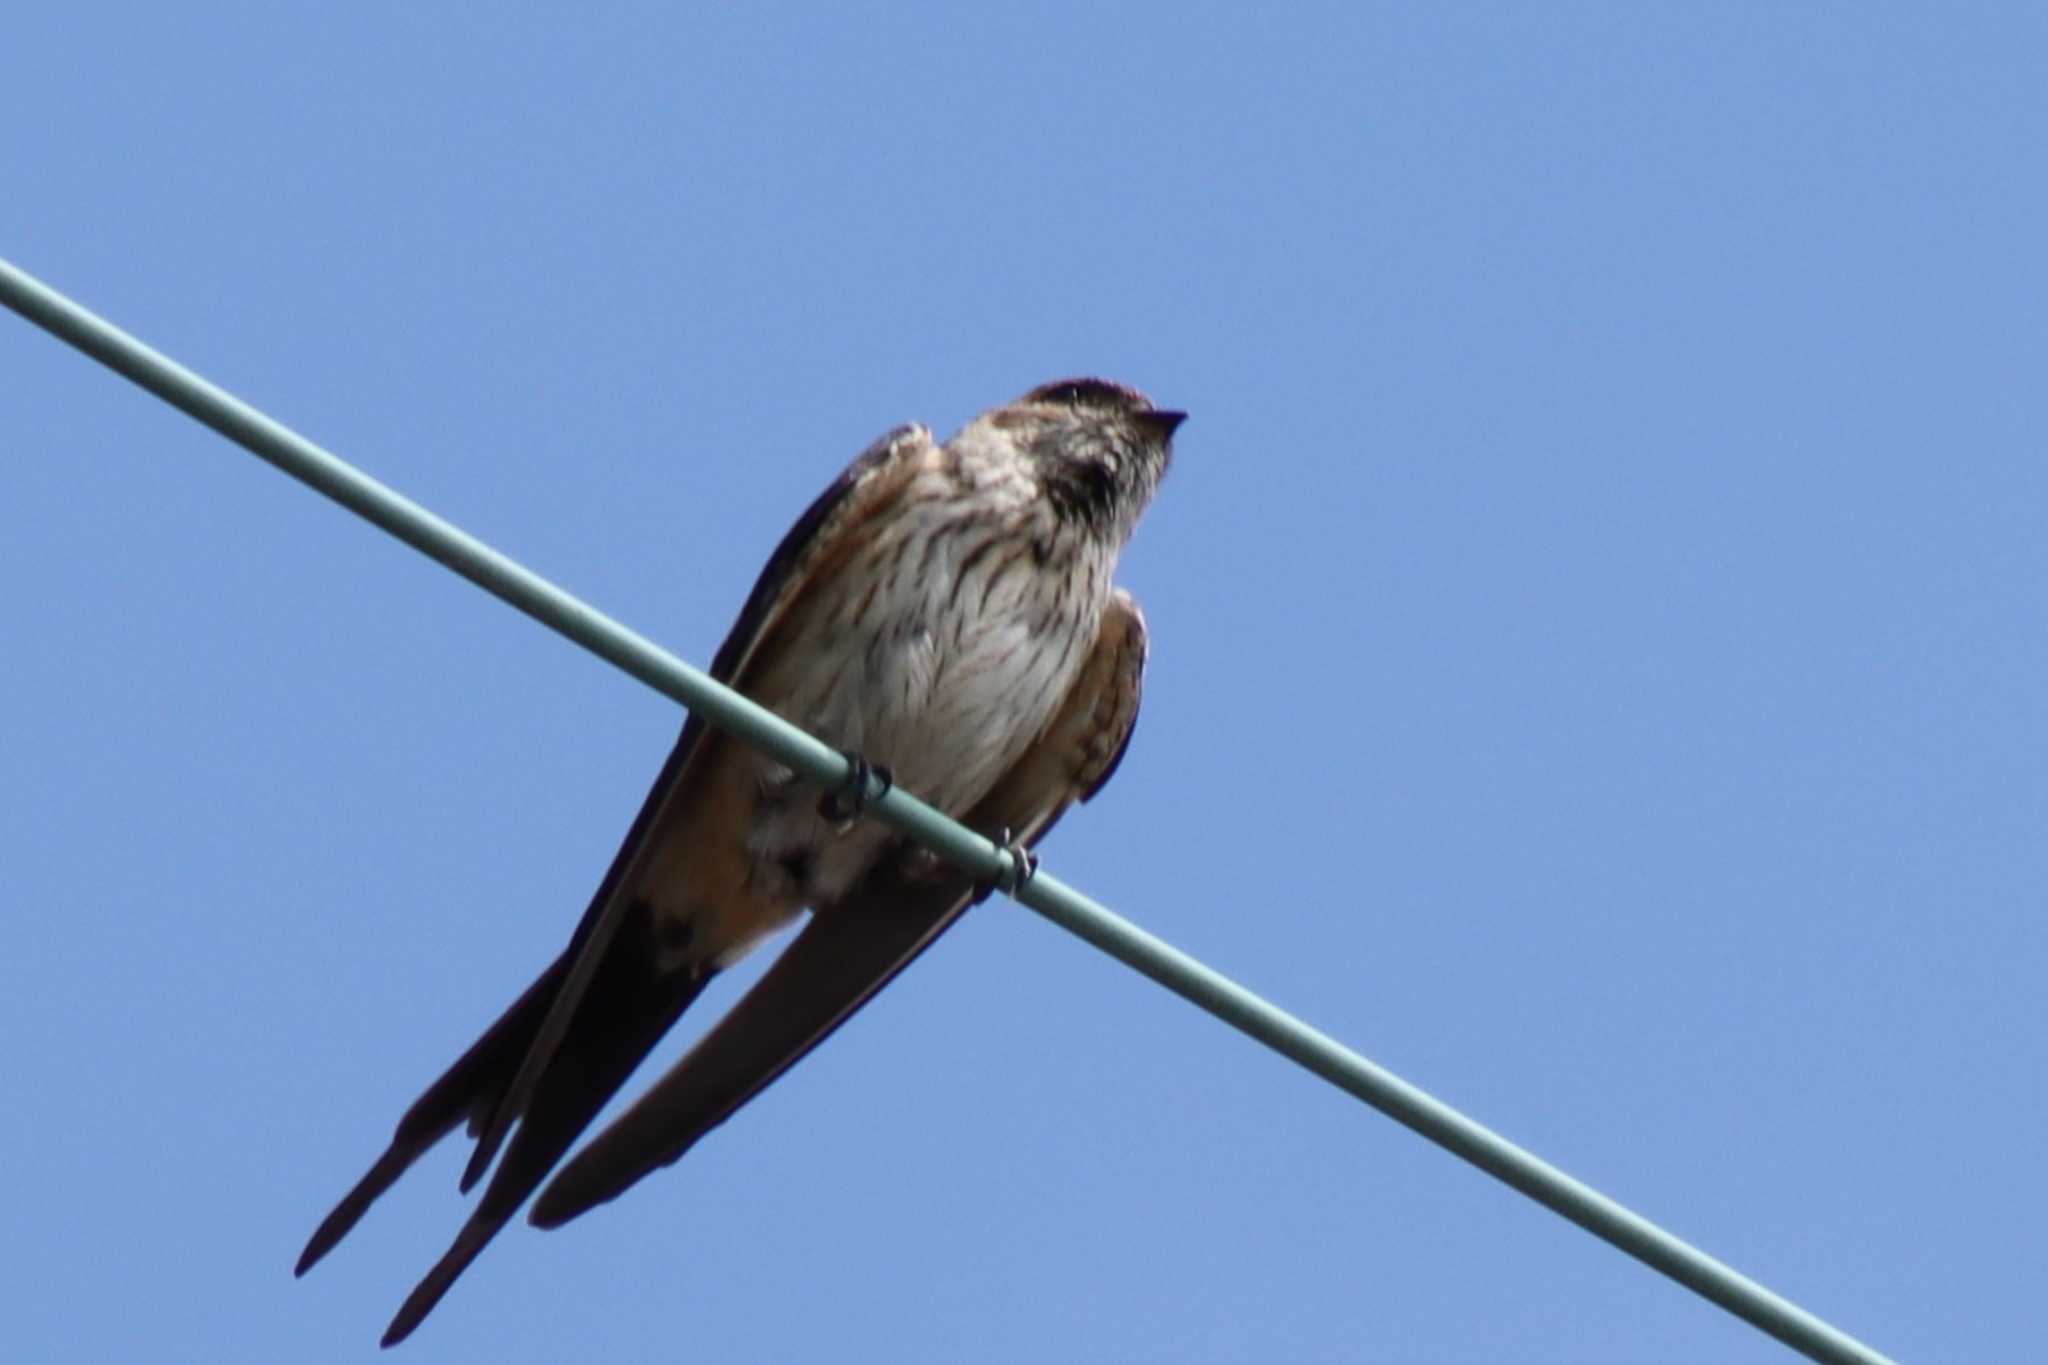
[819,750,893,822]
[975,827,1039,902]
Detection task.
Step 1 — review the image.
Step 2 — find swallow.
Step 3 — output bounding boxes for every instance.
[295,379,1181,1345]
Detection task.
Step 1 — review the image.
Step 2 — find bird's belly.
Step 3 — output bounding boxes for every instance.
[749,589,1099,907]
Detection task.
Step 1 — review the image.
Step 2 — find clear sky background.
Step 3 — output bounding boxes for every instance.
[3,7,2040,1363]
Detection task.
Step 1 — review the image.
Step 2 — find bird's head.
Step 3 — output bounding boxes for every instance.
[981,377,1183,536]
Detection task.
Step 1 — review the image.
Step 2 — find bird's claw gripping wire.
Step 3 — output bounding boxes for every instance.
[818,750,892,822]
[975,827,1039,902]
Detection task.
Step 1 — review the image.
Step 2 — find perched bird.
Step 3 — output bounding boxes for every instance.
[296,378,1180,1346]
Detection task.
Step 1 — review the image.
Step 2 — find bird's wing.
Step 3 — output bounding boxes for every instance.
[527,587,1150,1227]
[296,426,935,1328]
[454,422,937,1187]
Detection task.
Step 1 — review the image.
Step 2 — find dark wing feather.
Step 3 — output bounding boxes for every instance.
[296,425,929,1316]
[526,590,1149,1227]
[376,901,714,1346]
[457,423,929,1187]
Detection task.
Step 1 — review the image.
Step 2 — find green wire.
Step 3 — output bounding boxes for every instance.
[2,256,1899,1365]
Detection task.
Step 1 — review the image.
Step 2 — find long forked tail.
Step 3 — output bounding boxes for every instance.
[295,952,572,1277]
[296,899,712,1347]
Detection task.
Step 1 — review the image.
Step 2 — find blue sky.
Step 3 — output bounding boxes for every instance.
[4,6,2040,1362]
